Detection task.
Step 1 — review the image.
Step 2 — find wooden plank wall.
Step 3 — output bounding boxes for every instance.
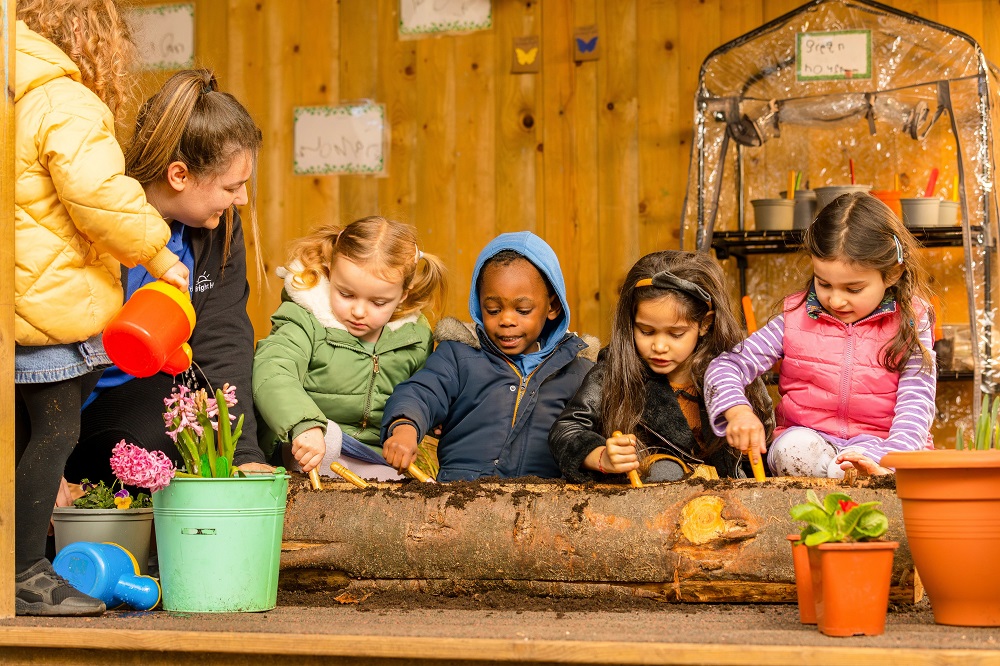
[126,0,1000,345]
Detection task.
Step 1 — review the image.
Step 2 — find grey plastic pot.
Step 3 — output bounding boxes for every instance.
[51,507,154,574]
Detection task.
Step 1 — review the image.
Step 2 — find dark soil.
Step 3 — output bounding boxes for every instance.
[278,588,675,613]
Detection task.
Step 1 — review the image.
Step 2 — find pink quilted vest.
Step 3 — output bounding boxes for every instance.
[777,293,906,440]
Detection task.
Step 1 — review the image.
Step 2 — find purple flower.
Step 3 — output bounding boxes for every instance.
[114,488,130,498]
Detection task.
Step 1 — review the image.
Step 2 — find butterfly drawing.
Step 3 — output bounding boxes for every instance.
[515,46,538,65]
[576,36,598,53]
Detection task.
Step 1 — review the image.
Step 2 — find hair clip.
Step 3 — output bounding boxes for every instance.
[893,235,904,264]
[634,271,713,309]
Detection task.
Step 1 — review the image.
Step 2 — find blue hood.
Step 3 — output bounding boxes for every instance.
[469,232,570,375]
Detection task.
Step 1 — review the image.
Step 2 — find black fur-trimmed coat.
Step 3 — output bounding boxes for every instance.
[549,350,773,481]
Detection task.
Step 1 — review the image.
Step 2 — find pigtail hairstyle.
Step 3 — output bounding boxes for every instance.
[126,69,264,280]
[18,0,137,121]
[602,251,773,459]
[802,192,933,373]
[286,216,447,321]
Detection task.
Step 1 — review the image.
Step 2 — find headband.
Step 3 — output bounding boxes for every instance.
[634,271,713,309]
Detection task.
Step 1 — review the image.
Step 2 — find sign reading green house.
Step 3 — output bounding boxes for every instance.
[293,104,387,176]
[796,30,871,81]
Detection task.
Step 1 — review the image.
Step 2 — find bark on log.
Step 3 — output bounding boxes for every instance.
[281,476,916,602]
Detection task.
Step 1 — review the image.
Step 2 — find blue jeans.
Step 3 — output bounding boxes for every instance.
[15,335,110,384]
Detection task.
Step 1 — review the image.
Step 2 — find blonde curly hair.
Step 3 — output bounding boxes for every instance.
[286,217,448,321]
[18,0,137,120]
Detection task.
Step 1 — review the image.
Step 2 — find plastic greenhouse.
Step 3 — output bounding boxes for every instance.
[681,0,999,420]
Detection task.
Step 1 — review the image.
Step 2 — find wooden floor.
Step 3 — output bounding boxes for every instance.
[2,603,999,665]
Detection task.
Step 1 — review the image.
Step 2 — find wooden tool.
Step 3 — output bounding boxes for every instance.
[747,444,767,482]
[308,469,323,490]
[613,431,643,488]
[406,463,436,483]
[741,295,758,333]
[329,461,370,489]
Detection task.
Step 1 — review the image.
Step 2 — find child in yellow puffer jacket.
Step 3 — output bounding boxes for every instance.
[13,0,188,617]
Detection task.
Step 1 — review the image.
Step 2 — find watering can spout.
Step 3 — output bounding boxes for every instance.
[104,282,196,378]
[114,574,161,611]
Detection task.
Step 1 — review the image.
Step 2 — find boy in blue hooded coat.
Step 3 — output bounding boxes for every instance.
[380,232,598,481]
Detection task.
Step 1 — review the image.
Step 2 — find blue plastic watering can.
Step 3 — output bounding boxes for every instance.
[53,542,161,611]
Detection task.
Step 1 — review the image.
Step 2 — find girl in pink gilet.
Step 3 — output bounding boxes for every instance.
[705,192,935,478]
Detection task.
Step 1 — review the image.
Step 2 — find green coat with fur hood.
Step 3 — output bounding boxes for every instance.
[252,262,433,458]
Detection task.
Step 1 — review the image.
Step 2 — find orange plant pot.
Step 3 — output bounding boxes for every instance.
[807,541,898,637]
[787,534,816,624]
[881,449,1000,626]
[871,189,903,219]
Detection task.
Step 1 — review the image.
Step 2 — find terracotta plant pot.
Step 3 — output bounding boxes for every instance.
[881,449,1000,626]
[807,541,899,637]
[787,534,816,624]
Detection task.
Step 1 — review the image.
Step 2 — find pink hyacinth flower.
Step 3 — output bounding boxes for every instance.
[110,440,176,492]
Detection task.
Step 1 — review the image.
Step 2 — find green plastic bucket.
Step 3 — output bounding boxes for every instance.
[152,473,289,612]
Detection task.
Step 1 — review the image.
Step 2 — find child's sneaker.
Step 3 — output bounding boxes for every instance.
[15,559,105,616]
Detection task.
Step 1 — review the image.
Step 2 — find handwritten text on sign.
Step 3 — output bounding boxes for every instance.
[796,30,871,81]
[399,0,492,35]
[128,3,194,70]
[293,104,386,175]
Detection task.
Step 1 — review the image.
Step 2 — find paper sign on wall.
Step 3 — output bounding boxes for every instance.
[128,3,194,70]
[293,104,387,176]
[796,30,871,81]
[399,0,491,36]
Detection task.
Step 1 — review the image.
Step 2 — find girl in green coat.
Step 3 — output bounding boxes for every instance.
[253,216,447,480]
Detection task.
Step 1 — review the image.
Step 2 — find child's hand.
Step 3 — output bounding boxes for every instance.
[291,427,326,473]
[588,432,639,474]
[835,449,891,477]
[724,405,767,457]
[160,260,190,293]
[383,421,419,472]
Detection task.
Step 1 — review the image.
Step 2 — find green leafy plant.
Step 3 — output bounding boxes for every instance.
[790,490,888,546]
[72,478,152,510]
[956,395,1000,450]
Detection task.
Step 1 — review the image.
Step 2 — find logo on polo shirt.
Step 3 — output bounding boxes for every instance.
[195,272,215,293]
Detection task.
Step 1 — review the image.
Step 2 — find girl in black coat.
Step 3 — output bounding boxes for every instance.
[549,251,773,482]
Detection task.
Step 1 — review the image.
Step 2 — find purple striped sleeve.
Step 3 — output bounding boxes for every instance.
[849,310,936,463]
[705,315,786,437]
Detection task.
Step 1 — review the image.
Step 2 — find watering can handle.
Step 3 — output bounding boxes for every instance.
[269,467,287,499]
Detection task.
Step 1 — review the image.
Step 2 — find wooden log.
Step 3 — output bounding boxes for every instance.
[281,477,918,602]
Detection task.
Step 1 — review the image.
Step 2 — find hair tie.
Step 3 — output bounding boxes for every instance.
[635,271,713,309]
[414,244,423,264]
[893,235,904,264]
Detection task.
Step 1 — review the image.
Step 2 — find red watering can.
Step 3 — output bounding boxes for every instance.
[104,282,195,377]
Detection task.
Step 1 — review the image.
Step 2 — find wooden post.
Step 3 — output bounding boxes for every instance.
[0,0,16,619]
